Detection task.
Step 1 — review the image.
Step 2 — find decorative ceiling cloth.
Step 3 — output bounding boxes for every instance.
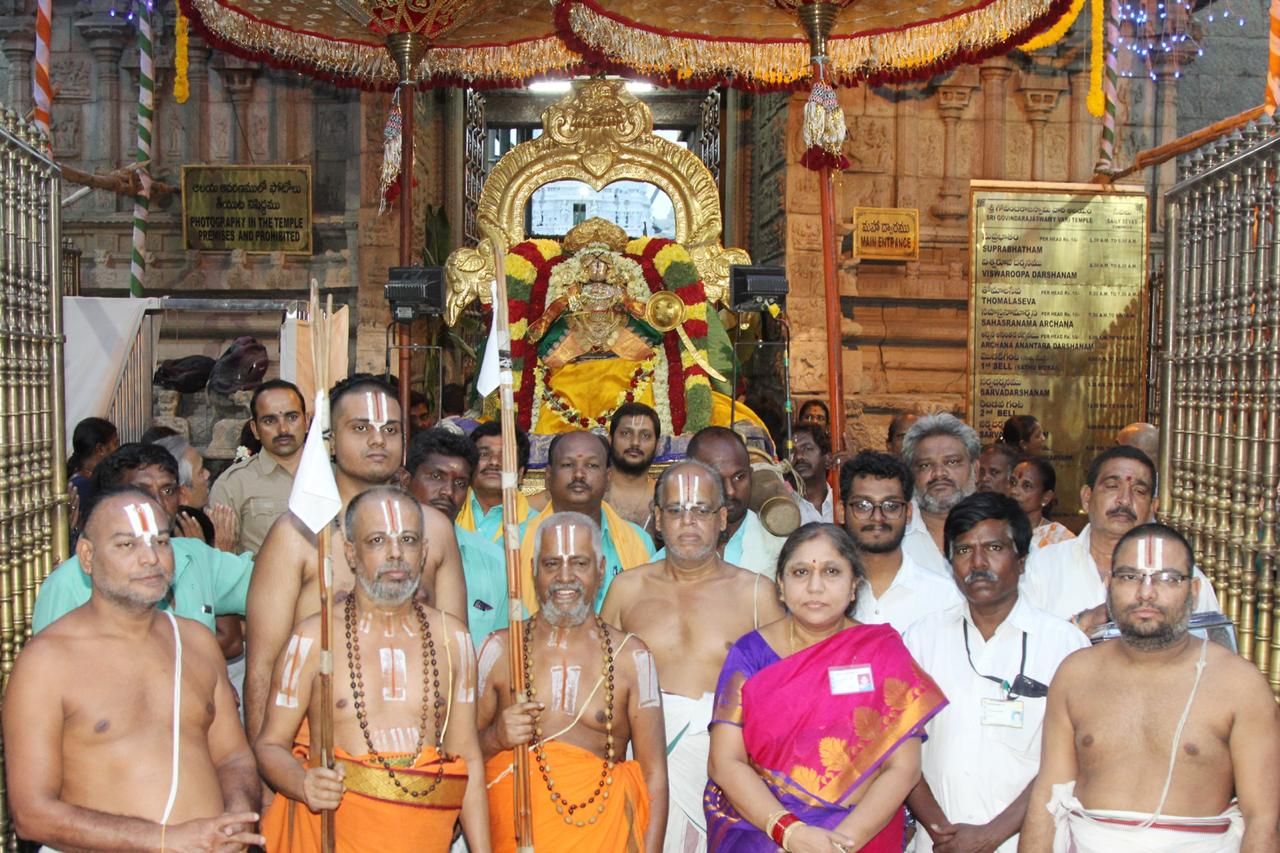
[181,0,584,87]
[556,0,1074,89]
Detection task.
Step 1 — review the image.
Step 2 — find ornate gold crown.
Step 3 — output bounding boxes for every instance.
[562,216,629,254]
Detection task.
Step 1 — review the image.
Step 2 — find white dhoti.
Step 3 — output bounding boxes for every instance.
[1048,782,1243,853]
[663,691,713,853]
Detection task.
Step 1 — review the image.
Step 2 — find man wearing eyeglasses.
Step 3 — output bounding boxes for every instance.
[602,460,784,853]
[904,492,1088,853]
[900,413,982,577]
[841,451,959,633]
[1021,446,1218,632]
[1021,524,1279,852]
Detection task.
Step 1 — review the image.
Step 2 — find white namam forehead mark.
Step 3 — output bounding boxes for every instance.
[665,468,715,507]
[1136,538,1164,574]
[476,635,503,696]
[364,390,391,431]
[123,502,160,545]
[633,649,660,709]
[274,634,313,708]
[379,498,406,537]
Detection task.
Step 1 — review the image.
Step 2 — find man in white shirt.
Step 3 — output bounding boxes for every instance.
[1022,445,1218,630]
[905,492,1089,853]
[842,451,959,633]
[792,423,833,524]
[900,413,981,577]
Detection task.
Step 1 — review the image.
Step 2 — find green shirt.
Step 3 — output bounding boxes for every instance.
[32,537,254,634]
[457,524,509,650]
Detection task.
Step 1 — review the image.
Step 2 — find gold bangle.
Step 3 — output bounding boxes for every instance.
[159,822,166,853]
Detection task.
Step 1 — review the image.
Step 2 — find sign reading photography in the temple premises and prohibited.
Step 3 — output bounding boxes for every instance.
[182,165,312,253]
[969,181,1147,515]
[853,207,919,260]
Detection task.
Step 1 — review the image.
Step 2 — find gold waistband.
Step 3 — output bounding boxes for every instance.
[337,756,468,808]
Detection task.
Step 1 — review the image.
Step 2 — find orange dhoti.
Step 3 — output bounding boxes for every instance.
[486,741,650,853]
[261,747,467,853]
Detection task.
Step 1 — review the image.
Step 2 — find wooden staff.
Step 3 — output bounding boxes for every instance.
[309,285,337,853]
[478,223,535,851]
[1102,104,1266,183]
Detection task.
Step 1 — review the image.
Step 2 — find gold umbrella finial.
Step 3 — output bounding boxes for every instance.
[386,32,429,82]
[796,2,840,63]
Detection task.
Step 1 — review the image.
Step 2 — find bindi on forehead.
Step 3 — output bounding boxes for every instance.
[122,502,160,545]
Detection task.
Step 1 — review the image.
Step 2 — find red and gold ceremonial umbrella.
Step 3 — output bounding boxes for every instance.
[181,0,584,436]
[557,0,1074,459]
[179,2,581,848]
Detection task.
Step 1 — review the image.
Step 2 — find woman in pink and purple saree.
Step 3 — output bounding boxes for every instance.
[705,524,947,852]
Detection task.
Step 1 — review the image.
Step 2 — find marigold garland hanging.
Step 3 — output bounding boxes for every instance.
[1087,0,1105,117]
[174,8,189,104]
[1019,0,1085,51]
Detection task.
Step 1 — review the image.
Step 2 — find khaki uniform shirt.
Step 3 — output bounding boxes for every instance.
[209,451,294,554]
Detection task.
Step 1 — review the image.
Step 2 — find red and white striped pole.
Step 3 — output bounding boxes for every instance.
[33,0,53,142]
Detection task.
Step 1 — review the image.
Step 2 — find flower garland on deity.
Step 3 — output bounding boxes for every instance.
[495,228,717,436]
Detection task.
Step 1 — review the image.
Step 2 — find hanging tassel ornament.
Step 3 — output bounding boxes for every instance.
[173,8,189,104]
[800,80,849,171]
[378,85,403,215]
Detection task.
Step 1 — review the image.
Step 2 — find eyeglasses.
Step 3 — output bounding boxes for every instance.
[660,503,719,520]
[1111,570,1191,588]
[845,498,907,520]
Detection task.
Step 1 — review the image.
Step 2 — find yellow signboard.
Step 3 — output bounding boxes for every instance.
[853,207,919,260]
[968,181,1148,516]
[182,165,312,254]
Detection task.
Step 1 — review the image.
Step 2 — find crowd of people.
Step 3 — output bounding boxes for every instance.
[6,380,1277,853]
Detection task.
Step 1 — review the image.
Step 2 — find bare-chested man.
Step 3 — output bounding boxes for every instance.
[477,512,667,853]
[605,402,662,530]
[4,487,264,851]
[255,487,489,852]
[1021,523,1280,852]
[602,460,783,852]
[245,375,467,743]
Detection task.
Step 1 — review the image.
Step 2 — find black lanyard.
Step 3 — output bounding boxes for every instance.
[963,621,1027,700]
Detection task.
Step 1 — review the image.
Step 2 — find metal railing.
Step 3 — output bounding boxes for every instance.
[1162,114,1280,695]
[0,105,70,844]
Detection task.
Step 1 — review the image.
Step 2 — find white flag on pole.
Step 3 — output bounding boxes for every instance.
[288,391,342,534]
[476,279,502,397]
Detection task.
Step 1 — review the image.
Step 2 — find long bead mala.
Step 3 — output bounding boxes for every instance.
[522,614,617,826]
[344,595,450,798]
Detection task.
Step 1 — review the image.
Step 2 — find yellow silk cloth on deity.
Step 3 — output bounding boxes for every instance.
[486,741,650,853]
[534,356,768,437]
[710,391,768,434]
[517,501,652,615]
[261,746,466,853]
[536,358,656,433]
